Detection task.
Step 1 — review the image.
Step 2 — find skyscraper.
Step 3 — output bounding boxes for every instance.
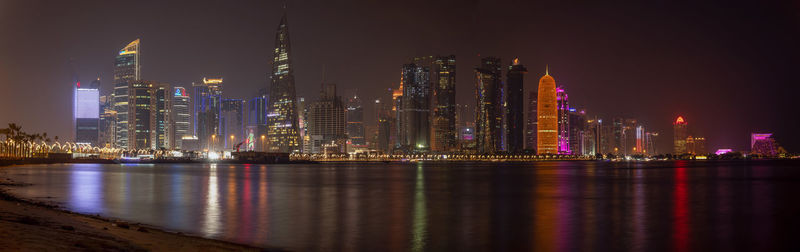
[474,57,503,154]
[112,39,140,149]
[673,116,688,154]
[556,86,571,154]
[75,77,100,146]
[399,63,431,153]
[525,91,537,151]
[127,80,169,150]
[346,94,366,149]
[431,55,457,152]
[506,58,527,153]
[267,13,301,153]
[537,67,558,155]
[98,95,117,148]
[307,83,346,154]
[194,77,223,151]
[153,83,172,149]
[221,99,245,150]
[172,87,191,150]
[568,108,586,155]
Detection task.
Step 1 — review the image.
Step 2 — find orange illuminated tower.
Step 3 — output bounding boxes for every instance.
[537,66,558,154]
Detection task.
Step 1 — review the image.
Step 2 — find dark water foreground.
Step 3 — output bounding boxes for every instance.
[2,160,799,251]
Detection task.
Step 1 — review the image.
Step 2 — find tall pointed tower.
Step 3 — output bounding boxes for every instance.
[537,66,558,155]
[112,39,141,149]
[267,12,301,153]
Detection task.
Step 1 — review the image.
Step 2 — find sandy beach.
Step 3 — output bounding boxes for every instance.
[0,169,276,251]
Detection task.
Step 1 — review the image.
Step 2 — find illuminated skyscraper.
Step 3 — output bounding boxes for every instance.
[307,83,346,154]
[112,39,141,149]
[172,87,191,150]
[556,86,571,154]
[686,136,705,155]
[568,108,585,155]
[267,13,301,153]
[194,77,223,151]
[525,91,537,151]
[126,80,170,150]
[506,58,527,153]
[346,94,366,148]
[751,133,784,157]
[431,55,457,152]
[537,67,558,155]
[673,116,688,154]
[153,84,172,149]
[399,63,431,153]
[475,57,503,154]
[75,77,100,146]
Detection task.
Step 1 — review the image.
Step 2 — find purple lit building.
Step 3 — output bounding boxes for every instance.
[556,86,571,154]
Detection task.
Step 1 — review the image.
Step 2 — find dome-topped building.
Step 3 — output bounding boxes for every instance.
[537,67,558,154]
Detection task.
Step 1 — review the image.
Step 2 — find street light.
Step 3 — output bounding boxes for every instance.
[261,135,266,151]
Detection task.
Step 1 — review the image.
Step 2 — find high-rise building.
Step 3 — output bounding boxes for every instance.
[525,91,537,151]
[346,94,366,149]
[568,108,586,155]
[686,136,705,155]
[506,58,527,153]
[673,116,688,154]
[248,96,268,151]
[126,80,169,150]
[475,57,503,154]
[75,77,100,146]
[267,13,301,153]
[556,86,571,155]
[399,63,431,153]
[172,87,191,150]
[194,77,223,151]
[537,67,558,155]
[645,132,658,155]
[307,83,346,154]
[153,84,172,149]
[431,55,457,153]
[98,95,117,148]
[221,99,245,150]
[112,39,141,149]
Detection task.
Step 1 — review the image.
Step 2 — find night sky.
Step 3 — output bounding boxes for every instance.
[1,0,798,153]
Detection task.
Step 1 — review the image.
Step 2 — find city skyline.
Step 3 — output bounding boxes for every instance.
[1,1,799,153]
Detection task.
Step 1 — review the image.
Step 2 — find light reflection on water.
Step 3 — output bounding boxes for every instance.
[4,161,800,251]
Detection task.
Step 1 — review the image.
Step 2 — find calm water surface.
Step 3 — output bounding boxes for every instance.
[3,161,800,251]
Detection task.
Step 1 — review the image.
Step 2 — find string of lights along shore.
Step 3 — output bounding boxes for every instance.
[69,11,788,159]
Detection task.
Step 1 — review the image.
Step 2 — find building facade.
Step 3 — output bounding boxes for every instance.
[221,99,245,150]
[346,94,366,149]
[673,116,688,154]
[537,68,558,155]
[172,87,191,150]
[431,55,457,153]
[75,78,100,146]
[399,63,431,153]
[506,58,527,153]
[194,77,223,151]
[307,83,346,154]
[267,13,301,153]
[474,57,503,154]
[112,39,141,149]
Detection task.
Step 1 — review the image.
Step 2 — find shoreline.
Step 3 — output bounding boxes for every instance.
[0,170,280,251]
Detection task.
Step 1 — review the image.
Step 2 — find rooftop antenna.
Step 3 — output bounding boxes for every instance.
[546,64,549,75]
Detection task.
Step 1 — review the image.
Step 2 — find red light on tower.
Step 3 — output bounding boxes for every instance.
[674,116,686,125]
[76,81,81,88]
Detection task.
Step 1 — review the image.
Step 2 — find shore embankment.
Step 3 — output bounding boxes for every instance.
[0,163,279,251]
